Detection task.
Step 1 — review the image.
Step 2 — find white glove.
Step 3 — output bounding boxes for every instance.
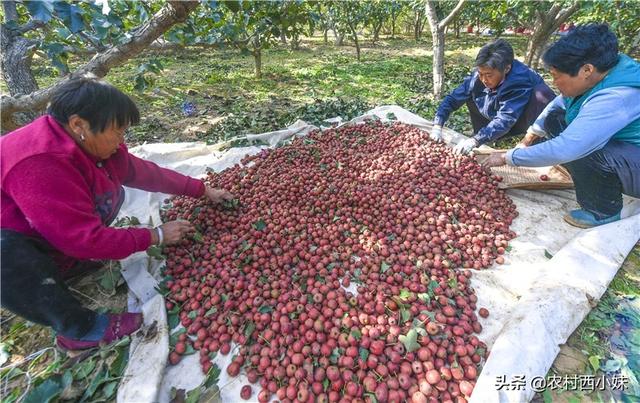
[429,125,443,142]
[452,137,478,155]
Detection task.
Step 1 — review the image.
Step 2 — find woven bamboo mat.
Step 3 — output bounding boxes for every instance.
[474,149,574,190]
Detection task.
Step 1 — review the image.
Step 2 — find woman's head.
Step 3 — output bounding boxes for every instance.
[543,23,619,97]
[48,76,140,159]
[475,39,514,90]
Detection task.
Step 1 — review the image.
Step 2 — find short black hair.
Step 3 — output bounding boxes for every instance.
[47,76,140,134]
[475,39,514,72]
[542,23,619,76]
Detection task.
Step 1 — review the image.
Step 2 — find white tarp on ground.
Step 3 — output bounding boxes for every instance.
[116,106,640,403]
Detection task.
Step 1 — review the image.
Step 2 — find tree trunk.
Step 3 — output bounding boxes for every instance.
[253,48,262,78]
[391,11,396,39]
[1,1,40,125]
[629,31,640,56]
[349,24,361,61]
[373,23,381,44]
[280,29,287,44]
[525,35,548,69]
[454,17,460,39]
[1,1,198,132]
[1,11,38,96]
[414,11,421,42]
[2,38,39,95]
[425,0,466,99]
[524,2,580,69]
[291,33,300,51]
[431,29,445,98]
[323,29,328,44]
[335,30,345,46]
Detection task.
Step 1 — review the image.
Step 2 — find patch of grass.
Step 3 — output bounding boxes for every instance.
[538,245,640,402]
[573,246,639,354]
[9,34,534,145]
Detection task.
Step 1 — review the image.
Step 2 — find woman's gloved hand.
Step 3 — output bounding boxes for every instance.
[429,125,443,142]
[452,137,478,155]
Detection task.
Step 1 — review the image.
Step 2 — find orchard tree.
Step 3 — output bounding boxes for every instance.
[387,1,404,39]
[278,0,316,51]
[575,1,640,56]
[425,0,467,98]
[366,0,390,45]
[313,1,332,45]
[409,0,427,42]
[212,1,311,78]
[333,1,368,61]
[1,0,198,131]
[477,1,512,37]
[524,1,580,68]
[219,1,278,79]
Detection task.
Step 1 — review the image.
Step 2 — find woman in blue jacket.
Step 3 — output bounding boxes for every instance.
[430,39,555,154]
[484,24,640,228]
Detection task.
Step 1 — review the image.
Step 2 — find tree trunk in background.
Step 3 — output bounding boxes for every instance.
[425,0,467,99]
[454,17,460,38]
[253,48,262,78]
[349,24,361,61]
[1,1,41,126]
[391,10,397,39]
[291,33,301,51]
[525,2,580,69]
[373,22,382,44]
[1,2,39,97]
[431,28,445,98]
[1,1,198,132]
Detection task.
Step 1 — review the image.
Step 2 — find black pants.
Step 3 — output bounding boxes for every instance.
[467,82,556,141]
[0,229,97,338]
[543,108,640,218]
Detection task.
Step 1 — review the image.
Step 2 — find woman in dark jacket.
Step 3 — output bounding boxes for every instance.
[430,39,555,155]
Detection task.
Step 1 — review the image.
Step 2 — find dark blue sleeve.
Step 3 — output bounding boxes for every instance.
[473,86,532,144]
[434,73,475,126]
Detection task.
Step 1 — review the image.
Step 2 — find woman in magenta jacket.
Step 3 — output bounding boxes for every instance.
[0,77,233,350]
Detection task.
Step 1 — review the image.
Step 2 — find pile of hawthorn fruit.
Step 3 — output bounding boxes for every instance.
[160,121,517,403]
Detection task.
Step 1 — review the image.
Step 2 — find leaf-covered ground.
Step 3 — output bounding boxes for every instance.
[1,34,637,402]
[25,34,515,145]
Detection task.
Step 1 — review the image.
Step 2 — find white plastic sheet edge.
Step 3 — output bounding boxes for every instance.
[114,105,640,403]
[469,214,640,403]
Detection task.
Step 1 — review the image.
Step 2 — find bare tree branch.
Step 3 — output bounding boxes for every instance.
[557,2,581,23]
[425,0,467,98]
[439,0,466,31]
[16,19,45,34]
[525,1,580,68]
[77,30,107,52]
[1,1,198,131]
[424,1,439,34]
